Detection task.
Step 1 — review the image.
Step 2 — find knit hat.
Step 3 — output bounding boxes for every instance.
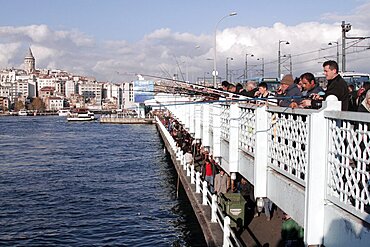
[280,74,294,85]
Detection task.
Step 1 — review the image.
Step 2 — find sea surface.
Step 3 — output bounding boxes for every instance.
[0,116,206,246]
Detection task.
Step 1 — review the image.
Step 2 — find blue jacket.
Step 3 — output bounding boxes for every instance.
[279,84,303,107]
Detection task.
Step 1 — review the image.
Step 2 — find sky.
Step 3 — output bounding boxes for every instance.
[0,0,370,83]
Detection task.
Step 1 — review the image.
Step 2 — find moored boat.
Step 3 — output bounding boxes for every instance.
[67,108,96,121]
[58,109,71,116]
[18,110,28,116]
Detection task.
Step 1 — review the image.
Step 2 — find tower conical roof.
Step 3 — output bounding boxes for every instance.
[25,47,34,59]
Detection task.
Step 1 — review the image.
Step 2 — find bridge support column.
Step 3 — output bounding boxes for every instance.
[184,102,190,131]
[254,106,268,198]
[194,104,201,139]
[304,101,341,245]
[202,104,210,148]
[189,103,195,136]
[212,104,222,158]
[228,103,240,174]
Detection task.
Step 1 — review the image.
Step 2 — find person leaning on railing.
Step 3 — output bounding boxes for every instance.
[299,72,324,109]
[311,60,350,111]
[276,74,303,108]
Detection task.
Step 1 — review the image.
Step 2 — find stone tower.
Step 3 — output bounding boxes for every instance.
[24,47,35,74]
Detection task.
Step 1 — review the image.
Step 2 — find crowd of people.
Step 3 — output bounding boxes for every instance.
[156,60,369,247]
[159,111,271,220]
[160,112,231,193]
[220,60,370,113]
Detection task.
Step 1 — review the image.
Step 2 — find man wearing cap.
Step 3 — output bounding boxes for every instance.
[276,74,303,107]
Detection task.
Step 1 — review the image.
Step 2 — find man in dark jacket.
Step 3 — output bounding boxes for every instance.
[299,72,324,108]
[323,60,349,110]
[313,60,349,111]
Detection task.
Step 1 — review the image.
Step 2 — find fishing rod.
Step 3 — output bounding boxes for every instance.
[146,95,311,107]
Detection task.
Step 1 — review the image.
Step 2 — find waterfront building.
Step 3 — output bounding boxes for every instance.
[37,76,57,92]
[45,96,63,111]
[0,96,9,111]
[102,82,123,110]
[123,81,135,109]
[39,86,55,101]
[65,80,77,98]
[68,93,85,108]
[78,80,103,109]
[0,69,35,103]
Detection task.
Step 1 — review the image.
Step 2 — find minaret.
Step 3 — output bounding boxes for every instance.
[24,47,35,74]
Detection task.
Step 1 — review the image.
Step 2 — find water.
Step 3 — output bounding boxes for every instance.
[0,116,206,246]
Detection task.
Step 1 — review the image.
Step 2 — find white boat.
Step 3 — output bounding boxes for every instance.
[67,109,96,121]
[58,109,71,116]
[18,110,28,116]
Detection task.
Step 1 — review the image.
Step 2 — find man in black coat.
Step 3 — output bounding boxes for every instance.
[313,60,349,111]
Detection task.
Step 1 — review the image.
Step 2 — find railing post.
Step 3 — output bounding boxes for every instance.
[202,104,210,147]
[254,106,268,198]
[196,172,201,193]
[304,100,341,245]
[202,181,208,205]
[223,216,231,247]
[228,103,240,173]
[183,160,187,171]
[211,194,218,223]
[191,164,195,184]
[181,153,185,166]
[186,164,191,177]
[212,104,222,158]
[176,147,181,161]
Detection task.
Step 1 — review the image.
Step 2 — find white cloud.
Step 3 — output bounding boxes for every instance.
[1,3,370,83]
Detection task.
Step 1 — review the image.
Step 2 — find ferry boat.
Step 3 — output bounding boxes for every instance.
[58,109,71,116]
[18,110,28,116]
[67,108,96,121]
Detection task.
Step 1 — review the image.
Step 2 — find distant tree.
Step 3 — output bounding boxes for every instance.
[14,101,25,111]
[30,97,45,112]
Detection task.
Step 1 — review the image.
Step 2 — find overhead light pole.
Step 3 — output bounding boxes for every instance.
[226,57,233,82]
[328,41,339,66]
[213,12,237,88]
[278,40,289,79]
[257,57,264,77]
[244,53,254,81]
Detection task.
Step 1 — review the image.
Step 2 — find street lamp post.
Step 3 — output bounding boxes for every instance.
[213,12,237,88]
[226,57,233,82]
[257,58,264,77]
[328,41,339,66]
[278,40,289,79]
[244,53,254,81]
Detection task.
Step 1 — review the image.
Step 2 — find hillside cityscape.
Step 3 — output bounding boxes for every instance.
[0,48,146,113]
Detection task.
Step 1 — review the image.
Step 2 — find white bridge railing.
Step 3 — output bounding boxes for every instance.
[156,116,242,247]
[158,94,370,247]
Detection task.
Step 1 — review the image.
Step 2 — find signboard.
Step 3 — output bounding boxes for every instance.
[133,80,154,103]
